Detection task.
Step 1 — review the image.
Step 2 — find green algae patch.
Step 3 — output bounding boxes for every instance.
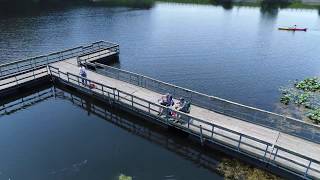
[217,158,281,180]
[119,174,132,180]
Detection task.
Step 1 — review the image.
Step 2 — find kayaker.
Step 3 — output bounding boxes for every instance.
[292,25,297,30]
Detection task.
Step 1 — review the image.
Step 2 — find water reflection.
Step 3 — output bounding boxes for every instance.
[53,84,225,173]
[210,0,234,10]
[260,0,290,16]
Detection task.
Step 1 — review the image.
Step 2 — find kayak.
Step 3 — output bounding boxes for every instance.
[278,27,307,31]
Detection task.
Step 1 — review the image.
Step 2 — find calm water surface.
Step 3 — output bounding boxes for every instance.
[1,3,320,112]
[0,85,223,179]
[1,2,319,179]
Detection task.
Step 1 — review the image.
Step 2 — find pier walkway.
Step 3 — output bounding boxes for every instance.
[0,41,319,179]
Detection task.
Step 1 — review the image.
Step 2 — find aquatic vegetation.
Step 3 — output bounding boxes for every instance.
[280,78,320,124]
[119,174,132,180]
[217,158,281,180]
[307,108,320,124]
[295,77,320,92]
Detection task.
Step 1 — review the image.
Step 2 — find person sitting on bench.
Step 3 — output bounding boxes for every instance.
[158,93,174,115]
[175,98,191,113]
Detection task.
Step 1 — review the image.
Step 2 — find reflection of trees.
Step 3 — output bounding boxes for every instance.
[210,0,234,10]
[260,0,290,16]
[92,0,155,9]
[0,0,155,15]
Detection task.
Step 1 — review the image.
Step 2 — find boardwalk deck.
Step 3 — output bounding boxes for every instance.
[50,57,320,178]
[0,68,48,91]
[1,42,319,179]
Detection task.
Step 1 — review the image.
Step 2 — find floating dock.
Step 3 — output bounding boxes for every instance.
[0,41,319,179]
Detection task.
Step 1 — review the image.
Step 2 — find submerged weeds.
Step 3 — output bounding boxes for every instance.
[217,158,281,180]
[119,174,132,180]
[280,78,320,124]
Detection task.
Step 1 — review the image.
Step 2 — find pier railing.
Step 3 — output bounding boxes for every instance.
[0,68,49,91]
[92,62,320,145]
[48,65,320,179]
[77,41,119,66]
[0,41,118,79]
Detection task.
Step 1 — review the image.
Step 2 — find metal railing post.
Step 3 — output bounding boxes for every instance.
[32,68,35,79]
[67,73,70,82]
[238,135,242,150]
[304,161,312,177]
[263,145,269,160]
[273,148,279,161]
[211,125,214,138]
[77,56,80,67]
[77,76,80,86]
[15,76,18,85]
[200,125,204,145]
[131,96,134,108]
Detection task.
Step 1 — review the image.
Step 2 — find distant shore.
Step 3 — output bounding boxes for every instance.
[0,0,319,11]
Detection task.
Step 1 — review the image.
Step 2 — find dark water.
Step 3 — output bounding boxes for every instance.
[0,84,224,179]
[1,3,320,112]
[1,2,318,179]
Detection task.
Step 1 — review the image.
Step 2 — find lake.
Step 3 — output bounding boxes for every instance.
[1,2,319,113]
[0,2,320,179]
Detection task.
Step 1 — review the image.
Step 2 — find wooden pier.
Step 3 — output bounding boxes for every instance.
[0,41,319,179]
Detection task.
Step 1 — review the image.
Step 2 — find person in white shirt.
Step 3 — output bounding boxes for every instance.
[79,66,87,85]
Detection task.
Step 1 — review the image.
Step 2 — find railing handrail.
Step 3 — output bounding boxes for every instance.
[0,40,119,71]
[93,62,320,130]
[48,65,320,177]
[0,46,83,68]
